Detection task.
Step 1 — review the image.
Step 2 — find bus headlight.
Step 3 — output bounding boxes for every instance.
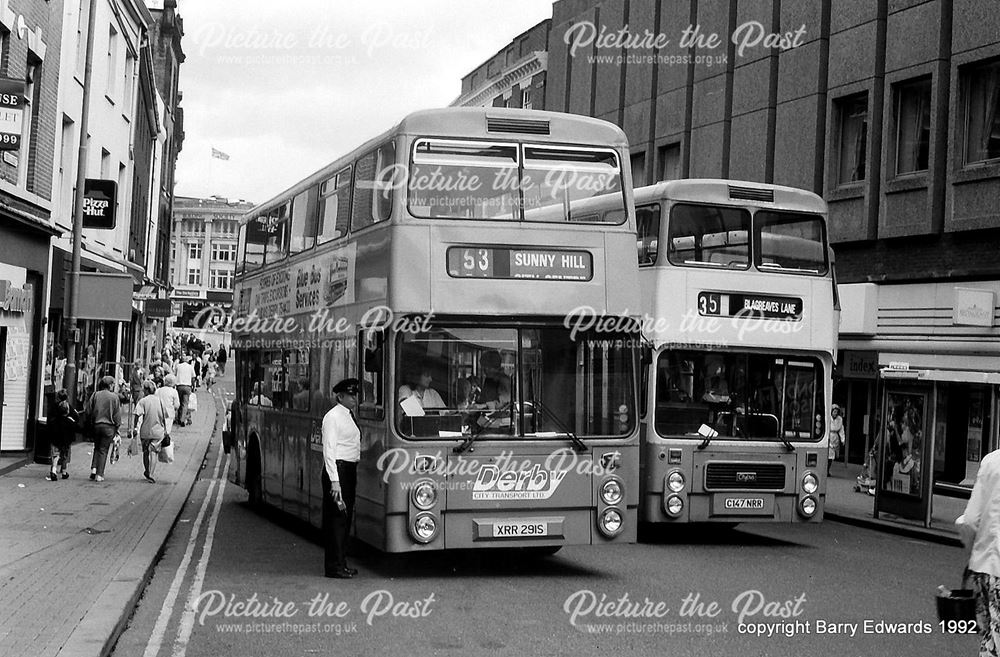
[802,472,819,495]
[667,470,685,493]
[410,513,439,543]
[599,508,624,537]
[665,494,684,517]
[411,480,438,510]
[600,478,623,506]
[799,496,817,518]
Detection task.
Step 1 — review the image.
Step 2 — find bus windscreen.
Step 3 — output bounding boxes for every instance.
[755,211,828,274]
[654,351,823,442]
[395,326,635,439]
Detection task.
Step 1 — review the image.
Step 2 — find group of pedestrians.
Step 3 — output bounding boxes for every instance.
[45,344,218,484]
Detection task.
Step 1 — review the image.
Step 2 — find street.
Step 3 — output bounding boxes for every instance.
[111,375,977,657]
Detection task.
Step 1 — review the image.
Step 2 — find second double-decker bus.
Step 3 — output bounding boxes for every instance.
[228,107,642,554]
[633,179,836,525]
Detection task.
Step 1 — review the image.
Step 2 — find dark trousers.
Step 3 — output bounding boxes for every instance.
[321,461,357,574]
[90,424,117,476]
[177,385,192,424]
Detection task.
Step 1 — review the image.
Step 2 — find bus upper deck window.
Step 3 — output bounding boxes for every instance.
[667,204,750,269]
[408,139,519,220]
[754,211,828,275]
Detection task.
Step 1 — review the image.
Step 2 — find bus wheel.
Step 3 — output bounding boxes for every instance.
[246,440,263,510]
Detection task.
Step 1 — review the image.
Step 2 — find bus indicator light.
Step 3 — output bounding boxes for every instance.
[599,508,624,537]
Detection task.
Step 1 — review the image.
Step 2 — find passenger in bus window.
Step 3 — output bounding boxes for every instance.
[700,357,731,404]
[250,382,272,407]
[398,366,446,413]
[478,351,510,410]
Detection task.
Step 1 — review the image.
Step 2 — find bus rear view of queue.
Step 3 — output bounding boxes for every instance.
[633,179,837,525]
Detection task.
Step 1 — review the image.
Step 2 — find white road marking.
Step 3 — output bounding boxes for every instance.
[142,442,224,657]
[172,454,230,657]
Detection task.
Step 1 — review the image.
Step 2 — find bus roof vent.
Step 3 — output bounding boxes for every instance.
[486,116,550,135]
[728,185,774,203]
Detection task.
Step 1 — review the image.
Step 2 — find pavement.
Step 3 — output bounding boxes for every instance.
[0,384,224,657]
[825,461,966,547]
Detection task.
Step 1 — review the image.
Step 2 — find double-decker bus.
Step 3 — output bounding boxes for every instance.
[633,179,836,524]
[228,107,641,553]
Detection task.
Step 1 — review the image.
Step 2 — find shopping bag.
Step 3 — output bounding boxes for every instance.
[126,434,140,457]
[936,569,976,623]
[158,443,175,464]
[189,393,198,412]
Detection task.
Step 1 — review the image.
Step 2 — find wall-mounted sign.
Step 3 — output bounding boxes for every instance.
[843,351,878,380]
[0,78,24,151]
[146,299,172,318]
[82,179,118,229]
[172,288,203,299]
[0,279,32,314]
[953,287,995,328]
[446,247,593,281]
[697,291,803,321]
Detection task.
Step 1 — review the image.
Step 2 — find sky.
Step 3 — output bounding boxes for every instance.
[174,1,555,204]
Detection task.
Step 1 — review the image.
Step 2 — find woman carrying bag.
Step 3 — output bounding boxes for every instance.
[957,448,1000,656]
[133,380,170,483]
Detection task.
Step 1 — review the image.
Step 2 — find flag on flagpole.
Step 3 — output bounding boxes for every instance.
[211,147,230,161]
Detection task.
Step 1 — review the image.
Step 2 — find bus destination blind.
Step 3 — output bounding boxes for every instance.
[698,291,803,320]
[447,247,593,281]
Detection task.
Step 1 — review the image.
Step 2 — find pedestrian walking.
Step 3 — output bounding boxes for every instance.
[216,343,227,375]
[829,404,845,476]
[129,359,144,406]
[175,354,195,426]
[134,380,169,483]
[155,374,181,437]
[321,378,362,579]
[84,376,121,482]
[958,449,1000,657]
[47,390,78,481]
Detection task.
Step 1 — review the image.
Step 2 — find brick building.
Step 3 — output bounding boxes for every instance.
[0,0,63,452]
[535,0,1000,496]
[452,19,550,108]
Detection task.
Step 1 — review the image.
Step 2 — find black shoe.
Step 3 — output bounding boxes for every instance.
[61,471,69,479]
[46,472,58,481]
[344,567,358,576]
[89,473,96,480]
[144,473,156,483]
[325,568,354,579]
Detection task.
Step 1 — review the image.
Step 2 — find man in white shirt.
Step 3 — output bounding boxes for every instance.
[321,378,362,579]
[174,355,196,426]
[959,449,1000,655]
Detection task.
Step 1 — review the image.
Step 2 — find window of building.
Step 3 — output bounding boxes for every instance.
[658,143,681,181]
[123,51,134,115]
[186,266,201,285]
[211,243,236,261]
[210,268,232,290]
[894,78,931,175]
[837,94,868,184]
[100,148,111,179]
[188,242,202,260]
[636,204,660,266]
[59,117,75,209]
[20,57,41,191]
[106,25,118,99]
[962,59,1000,165]
[630,151,647,187]
[76,0,86,76]
[318,166,352,244]
[522,87,532,109]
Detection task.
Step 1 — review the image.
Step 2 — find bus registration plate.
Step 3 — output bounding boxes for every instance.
[492,520,548,538]
[712,494,774,516]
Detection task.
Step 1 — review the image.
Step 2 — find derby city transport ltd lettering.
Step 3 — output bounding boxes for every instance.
[472,464,567,500]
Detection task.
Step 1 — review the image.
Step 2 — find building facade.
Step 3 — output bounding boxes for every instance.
[170,196,252,332]
[0,0,63,452]
[451,19,550,108]
[534,0,1000,504]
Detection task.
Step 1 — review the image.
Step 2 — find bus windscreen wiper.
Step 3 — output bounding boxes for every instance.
[530,399,588,452]
[453,404,509,454]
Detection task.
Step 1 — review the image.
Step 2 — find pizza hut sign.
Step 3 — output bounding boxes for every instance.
[82,179,117,229]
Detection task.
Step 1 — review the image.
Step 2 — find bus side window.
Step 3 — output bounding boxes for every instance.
[359,329,384,420]
[636,204,660,266]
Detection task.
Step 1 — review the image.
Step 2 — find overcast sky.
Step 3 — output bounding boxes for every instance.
[174,1,554,204]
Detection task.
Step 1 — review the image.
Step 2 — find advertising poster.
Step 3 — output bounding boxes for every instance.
[879,392,925,497]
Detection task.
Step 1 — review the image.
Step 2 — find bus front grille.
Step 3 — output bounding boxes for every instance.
[704,463,786,490]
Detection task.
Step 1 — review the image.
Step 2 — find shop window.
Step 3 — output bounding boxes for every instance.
[836,94,868,184]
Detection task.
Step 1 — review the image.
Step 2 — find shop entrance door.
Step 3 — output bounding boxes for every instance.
[847,382,872,464]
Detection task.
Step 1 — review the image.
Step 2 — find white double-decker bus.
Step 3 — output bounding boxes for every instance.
[228,107,642,554]
[633,179,836,524]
